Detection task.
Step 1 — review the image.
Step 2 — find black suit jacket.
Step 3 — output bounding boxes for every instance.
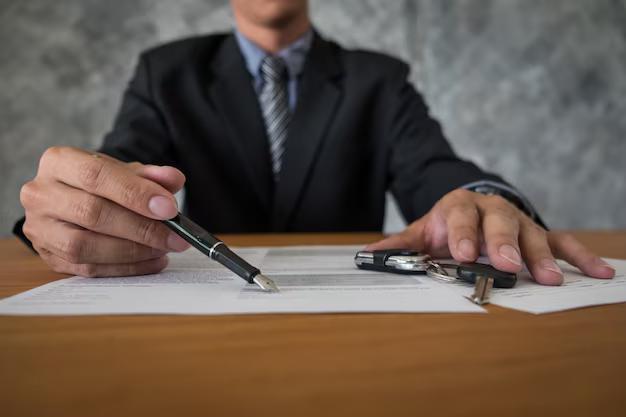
[97,32,505,233]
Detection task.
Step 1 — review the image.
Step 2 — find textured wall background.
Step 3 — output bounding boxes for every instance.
[1,0,625,237]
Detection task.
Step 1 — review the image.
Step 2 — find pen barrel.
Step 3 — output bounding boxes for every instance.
[162,215,220,253]
[162,214,261,284]
[212,245,260,283]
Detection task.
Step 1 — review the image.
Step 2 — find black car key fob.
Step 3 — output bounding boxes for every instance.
[456,263,517,288]
[354,249,431,274]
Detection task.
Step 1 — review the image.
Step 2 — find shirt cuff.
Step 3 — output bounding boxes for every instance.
[461,180,547,229]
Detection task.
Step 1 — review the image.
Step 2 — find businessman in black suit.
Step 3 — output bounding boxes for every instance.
[17,0,614,284]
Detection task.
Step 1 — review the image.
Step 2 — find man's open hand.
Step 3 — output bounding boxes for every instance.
[367,189,615,285]
[20,146,190,277]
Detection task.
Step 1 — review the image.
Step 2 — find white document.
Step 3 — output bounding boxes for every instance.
[447,257,626,314]
[0,246,485,316]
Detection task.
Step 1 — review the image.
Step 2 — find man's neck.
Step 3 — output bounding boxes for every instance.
[234,16,312,53]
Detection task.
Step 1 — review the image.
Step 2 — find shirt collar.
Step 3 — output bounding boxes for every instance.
[234,28,314,80]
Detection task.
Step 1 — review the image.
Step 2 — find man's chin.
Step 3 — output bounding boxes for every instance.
[259,11,303,29]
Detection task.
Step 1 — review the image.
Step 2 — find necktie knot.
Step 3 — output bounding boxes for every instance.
[261,56,288,84]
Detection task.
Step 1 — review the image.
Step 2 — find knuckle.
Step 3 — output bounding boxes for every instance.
[42,253,69,275]
[39,146,73,175]
[440,191,477,215]
[454,224,478,236]
[71,195,104,228]
[40,146,64,167]
[22,218,37,242]
[19,181,39,208]
[77,263,99,278]
[59,231,88,264]
[447,188,474,202]
[135,219,165,248]
[118,179,150,209]
[489,232,517,245]
[523,223,549,242]
[76,158,106,192]
[446,205,479,230]
[450,202,478,217]
[118,181,137,206]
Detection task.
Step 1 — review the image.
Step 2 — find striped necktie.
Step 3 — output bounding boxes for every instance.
[259,56,290,181]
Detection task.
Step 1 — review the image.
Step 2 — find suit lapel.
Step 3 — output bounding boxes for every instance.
[206,36,273,210]
[272,36,344,230]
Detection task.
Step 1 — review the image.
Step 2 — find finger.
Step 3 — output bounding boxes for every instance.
[549,232,615,279]
[443,202,480,262]
[477,196,523,272]
[39,220,169,264]
[36,245,169,278]
[365,221,426,251]
[27,181,189,252]
[365,232,413,251]
[38,146,178,220]
[129,163,186,194]
[519,220,563,285]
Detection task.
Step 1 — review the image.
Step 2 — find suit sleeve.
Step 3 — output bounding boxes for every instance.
[386,63,509,222]
[98,53,177,167]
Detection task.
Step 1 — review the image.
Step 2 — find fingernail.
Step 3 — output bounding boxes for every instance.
[594,258,616,272]
[498,244,522,266]
[457,239,475,259]
[149,196,177,219]
[167,233,190,252]
[540,259,562,275]
[595,258,614,267]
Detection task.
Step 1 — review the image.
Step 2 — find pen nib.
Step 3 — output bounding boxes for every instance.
[253,274,280,292]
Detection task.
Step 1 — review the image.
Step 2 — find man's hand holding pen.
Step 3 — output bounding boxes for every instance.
[20,146,190,277]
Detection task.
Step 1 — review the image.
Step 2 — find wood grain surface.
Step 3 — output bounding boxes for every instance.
[1,231,625,417]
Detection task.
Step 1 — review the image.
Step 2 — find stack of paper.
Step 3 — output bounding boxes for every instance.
[0,245,624,316]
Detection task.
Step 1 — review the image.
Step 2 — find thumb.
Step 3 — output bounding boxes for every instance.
[365,220,426,251]
[130,164,186,195]
[366,231,424,251]
[365,233,412,251]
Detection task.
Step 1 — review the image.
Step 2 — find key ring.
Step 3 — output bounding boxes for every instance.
[426,262,461,283]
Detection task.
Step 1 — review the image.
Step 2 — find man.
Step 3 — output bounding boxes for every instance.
[16,0,615,284]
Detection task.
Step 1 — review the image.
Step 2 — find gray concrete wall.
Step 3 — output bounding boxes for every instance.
[1,0,625,237]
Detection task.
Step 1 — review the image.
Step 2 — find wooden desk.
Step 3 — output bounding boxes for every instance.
[1,231,625,417]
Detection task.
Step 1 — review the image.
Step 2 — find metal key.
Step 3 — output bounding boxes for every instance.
[456,263,517,305]
[426,262,517,305]
[467,275,494,305]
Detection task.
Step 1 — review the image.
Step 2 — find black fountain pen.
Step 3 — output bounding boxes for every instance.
[163,213,279,292]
